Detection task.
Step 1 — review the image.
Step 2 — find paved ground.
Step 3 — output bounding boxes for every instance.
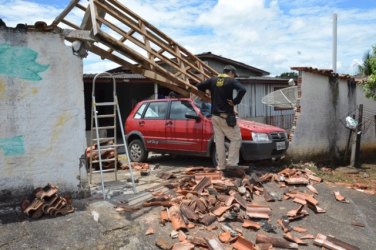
[0,155,375,249]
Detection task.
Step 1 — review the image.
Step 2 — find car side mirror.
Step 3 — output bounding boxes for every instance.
[185,111,201,122]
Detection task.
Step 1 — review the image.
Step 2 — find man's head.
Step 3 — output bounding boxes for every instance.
[223,65,238,78]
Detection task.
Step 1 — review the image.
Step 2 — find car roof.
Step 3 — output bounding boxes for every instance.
[140,98,192,103]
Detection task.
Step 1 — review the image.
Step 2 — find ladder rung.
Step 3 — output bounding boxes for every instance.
[91,147,115,152]
[97,114,115,118]
[99,144,125,149]
[91,144,125,152]
[97,126,116,130]
[93,137,115,141]
[92,168,116,173]
[95,102,116,106]
[92,158,116,163]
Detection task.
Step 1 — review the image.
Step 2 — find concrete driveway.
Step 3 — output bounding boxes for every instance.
[0,155,375,249]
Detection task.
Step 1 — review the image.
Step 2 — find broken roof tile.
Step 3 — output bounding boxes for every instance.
[306,184,318,194]
[169,205,187,231]
[256,233,298,249]
[207,238,226,250]
[292,226,307,233]
[283,232,308,245]
[313,233,360,250]
[219,231,232,243]
[193,176,211,194]
[180,203,199,222]
[334,191,349,203]
[242,219,261,230]
[145,226,154,235]
[213,205,232,217]
[200,214,217,226]
[172,240,195,250]
[232,236,256,250]
[285,177,309,185]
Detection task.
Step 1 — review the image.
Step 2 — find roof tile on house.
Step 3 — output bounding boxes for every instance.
[290,67,354,81]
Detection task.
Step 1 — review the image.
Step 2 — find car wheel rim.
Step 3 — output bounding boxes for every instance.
[130,144,142,160]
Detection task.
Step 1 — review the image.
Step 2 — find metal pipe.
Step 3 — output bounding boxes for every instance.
[154,83,158,99]
[332,13,337,73]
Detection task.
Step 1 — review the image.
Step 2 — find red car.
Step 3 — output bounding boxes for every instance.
[125,98,288,165]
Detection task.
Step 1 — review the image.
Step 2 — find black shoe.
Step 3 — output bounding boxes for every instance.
[223,168,245,178]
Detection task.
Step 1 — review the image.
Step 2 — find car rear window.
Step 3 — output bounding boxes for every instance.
[143,101,168,119]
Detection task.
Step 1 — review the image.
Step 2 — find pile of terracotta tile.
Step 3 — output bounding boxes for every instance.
[140,166,359,250]
[21,184,74,219]
[85,140,120,170]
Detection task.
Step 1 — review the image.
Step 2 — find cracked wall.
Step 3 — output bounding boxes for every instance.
[287,71,376,162]
[0,30,86,199]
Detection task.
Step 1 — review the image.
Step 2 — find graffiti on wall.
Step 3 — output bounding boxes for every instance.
[0,44,49,81]
[0,135,25,156]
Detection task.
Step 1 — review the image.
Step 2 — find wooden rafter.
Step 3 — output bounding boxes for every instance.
[52,0,217,100]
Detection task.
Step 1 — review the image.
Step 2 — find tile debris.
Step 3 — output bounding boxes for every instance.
[21,184,74,218]
[115,165,364,249]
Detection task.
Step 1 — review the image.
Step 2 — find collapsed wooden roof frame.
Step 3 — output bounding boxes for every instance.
[52,0,216,100]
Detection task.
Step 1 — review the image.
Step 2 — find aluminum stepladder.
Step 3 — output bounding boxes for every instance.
[89,72,136,199]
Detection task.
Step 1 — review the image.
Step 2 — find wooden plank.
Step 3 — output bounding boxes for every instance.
[94,1,209,83]
[52,0,81,25]
[52,0,217,100]
[89,0,99,35]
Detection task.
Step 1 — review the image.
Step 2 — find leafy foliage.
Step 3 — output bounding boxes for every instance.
[276,72,298,79]
[359,46,376,100]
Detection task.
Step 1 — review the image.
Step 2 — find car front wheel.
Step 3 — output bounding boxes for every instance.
[128,139,148,162]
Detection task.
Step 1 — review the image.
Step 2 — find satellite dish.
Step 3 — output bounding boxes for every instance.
[261,86,299,109]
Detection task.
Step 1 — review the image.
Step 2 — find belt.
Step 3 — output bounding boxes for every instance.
[213,113,229,118]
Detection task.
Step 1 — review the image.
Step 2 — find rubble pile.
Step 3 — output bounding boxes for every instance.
[21,184,74,219]
[85,140,121,170]
[138,166,359,250]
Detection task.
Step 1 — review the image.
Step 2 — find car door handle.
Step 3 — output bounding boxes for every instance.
[139,121,145,126]
[166,121,173,125]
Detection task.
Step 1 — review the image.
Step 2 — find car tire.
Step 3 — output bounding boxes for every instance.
[128,139,148,162]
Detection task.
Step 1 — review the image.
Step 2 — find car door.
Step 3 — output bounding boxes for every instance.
[137,101,169,150]
[165,100,204,152]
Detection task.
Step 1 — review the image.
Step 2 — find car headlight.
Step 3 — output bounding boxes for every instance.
[251,132,270,142]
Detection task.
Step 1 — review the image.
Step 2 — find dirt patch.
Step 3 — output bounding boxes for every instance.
[298,162,376,195]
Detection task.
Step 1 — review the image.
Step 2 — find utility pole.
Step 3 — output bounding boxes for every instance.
[332,13,337,73]
[350,104,363,168]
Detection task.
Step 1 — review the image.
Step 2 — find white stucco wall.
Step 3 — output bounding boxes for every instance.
[288,71,376,160]
[0,31,86,197]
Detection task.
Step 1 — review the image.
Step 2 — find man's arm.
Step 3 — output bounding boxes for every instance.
[232,80,246,105]
[197,78,212,92]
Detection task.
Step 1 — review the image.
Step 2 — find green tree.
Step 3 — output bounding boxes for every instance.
[276,72,298,79]
[359,46,376,100]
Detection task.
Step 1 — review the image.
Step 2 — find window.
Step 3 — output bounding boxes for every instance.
[194,99,212,117]
[144,102,168,119]
[169,101,195,120]
[134,103,147,119]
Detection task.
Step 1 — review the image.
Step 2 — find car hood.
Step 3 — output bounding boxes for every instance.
[238,118,286,133]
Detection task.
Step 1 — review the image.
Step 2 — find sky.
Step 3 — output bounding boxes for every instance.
[1,0,376,76]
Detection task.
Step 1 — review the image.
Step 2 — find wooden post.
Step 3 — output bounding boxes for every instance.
[343,123,353,163]
[350,104,363,168]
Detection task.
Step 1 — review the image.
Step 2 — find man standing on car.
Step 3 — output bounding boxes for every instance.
[197,65,246,171]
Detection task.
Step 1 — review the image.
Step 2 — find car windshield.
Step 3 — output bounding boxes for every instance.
[194,99,212,117]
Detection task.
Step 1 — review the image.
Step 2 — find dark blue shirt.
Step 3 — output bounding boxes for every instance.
[197,74,246,115]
